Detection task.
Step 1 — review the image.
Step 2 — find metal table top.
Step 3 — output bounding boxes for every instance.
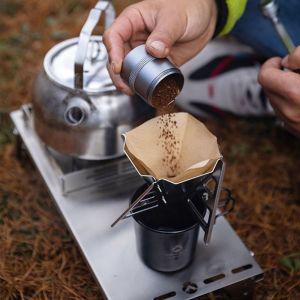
[11,108,263,300]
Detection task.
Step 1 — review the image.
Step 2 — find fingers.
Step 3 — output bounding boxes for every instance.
[258,57,286,94]
[103,29,125,74]
[259,57,300,100]
[103,4,148,94]
[265,89,300,136]
[282,46,300,70]
[265,90,296,123]
[259,57,300,136]
[146,8,185,58]
[106,62,133,95]
[103,5,146,74]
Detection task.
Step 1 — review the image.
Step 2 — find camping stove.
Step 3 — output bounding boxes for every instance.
[11,105,263,300]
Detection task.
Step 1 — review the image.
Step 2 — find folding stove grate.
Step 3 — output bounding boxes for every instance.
[111,159,235,245]
[17,104,142,197]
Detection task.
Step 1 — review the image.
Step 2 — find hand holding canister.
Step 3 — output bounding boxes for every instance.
[121,45,184,109]
[103,0,218,95]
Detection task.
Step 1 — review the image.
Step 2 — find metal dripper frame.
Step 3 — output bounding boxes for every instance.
[111,159,235,245]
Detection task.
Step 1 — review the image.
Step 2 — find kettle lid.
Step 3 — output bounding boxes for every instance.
[44,36,115,93]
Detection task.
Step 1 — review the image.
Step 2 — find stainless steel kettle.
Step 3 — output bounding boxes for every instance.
[33,1,154,160]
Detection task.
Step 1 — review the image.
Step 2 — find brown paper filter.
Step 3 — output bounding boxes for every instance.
[124,112,222,183]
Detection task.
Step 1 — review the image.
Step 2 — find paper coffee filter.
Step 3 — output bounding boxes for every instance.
[124,112,222,183]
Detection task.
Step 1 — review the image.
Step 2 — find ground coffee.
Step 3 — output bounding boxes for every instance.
[153,76,181,178]
[157,113,180,178]
[151,76,179,110]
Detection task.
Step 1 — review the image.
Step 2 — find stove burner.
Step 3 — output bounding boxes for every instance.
[15,104,142,197]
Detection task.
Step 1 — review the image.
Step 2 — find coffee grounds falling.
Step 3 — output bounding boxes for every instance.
[153,76,181,178]
[157,113,180,178]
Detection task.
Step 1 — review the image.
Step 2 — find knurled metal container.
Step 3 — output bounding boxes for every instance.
[121,44,184,107]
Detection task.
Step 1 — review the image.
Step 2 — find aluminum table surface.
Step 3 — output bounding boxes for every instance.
[11,109,263,300]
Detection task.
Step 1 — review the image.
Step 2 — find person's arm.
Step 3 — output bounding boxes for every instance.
[103,0,247,94]
[215,0,247,36]
[258,47,300,136]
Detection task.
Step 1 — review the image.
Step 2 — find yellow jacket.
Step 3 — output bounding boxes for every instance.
[220,0,248,35]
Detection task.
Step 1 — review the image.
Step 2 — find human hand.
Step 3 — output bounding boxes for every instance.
[103,0,217,95]
[258,47,300,136]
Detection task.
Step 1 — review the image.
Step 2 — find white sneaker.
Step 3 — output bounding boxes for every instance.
[177,39,274,118]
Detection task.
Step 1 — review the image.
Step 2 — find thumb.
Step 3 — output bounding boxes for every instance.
[282,46,300,70]
[146,11,184,58]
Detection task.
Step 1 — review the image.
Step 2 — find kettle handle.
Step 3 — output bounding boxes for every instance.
[74,1,115,89]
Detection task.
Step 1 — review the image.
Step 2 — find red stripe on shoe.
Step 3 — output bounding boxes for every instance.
[208,83,214,98]
[210,56,235,78]
[211,106,227,117]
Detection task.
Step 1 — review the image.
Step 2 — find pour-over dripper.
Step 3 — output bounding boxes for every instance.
[110,113,234,244]
[123,112,222,183]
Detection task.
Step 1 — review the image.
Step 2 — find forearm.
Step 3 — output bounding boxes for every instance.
[214,0,248,36]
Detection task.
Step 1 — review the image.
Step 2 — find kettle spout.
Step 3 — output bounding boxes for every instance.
[64,97,91,126]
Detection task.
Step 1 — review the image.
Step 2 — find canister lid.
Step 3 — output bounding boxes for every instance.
[44,36,115,93]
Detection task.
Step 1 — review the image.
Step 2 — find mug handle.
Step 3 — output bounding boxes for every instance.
[74,1,115,89]
[215,188,236,219]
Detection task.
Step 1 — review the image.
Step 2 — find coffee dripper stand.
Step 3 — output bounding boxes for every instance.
[111,159,235,245]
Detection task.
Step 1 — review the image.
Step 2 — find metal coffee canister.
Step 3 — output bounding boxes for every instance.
[121,45,184,107]
[33,1,154,160]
